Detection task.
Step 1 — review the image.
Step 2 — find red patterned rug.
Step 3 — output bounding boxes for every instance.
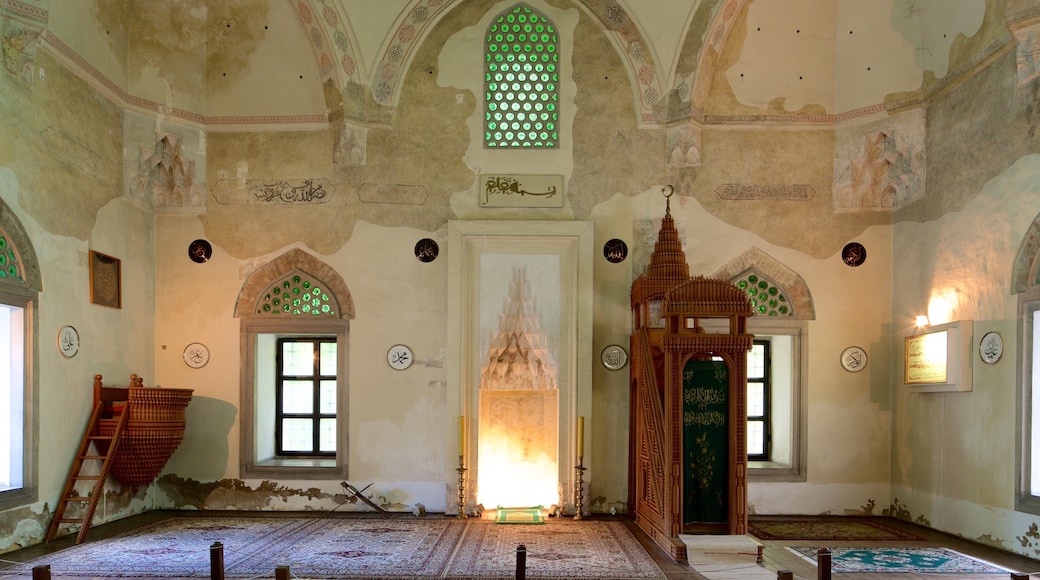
[0,515,664,579]
[748,517,924,541]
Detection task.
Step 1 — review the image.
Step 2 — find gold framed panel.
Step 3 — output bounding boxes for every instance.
[89,250,122,309]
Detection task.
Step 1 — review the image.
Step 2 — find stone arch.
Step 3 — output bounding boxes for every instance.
[1013,211,1040,294]
[234,248,354,319]
[0,200,42,292]
[711,246,814,320]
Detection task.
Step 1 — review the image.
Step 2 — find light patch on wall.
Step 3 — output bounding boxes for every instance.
[889,0,985,79]
[725,0,836,112]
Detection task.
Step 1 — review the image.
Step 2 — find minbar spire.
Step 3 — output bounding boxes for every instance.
[631,185,690,308]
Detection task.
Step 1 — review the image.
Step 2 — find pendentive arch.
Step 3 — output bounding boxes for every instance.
[363,0,666,126]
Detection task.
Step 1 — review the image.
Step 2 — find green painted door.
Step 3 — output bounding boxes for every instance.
[682,359,728,525]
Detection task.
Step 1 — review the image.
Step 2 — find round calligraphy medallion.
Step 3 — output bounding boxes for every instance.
[603,239,628,263]
[840,346,867,372]
[188,239,213,263]
[842,242,866,267]
[415,238,439,263]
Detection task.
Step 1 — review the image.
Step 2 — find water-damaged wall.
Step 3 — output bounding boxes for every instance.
[3,0,1038,560]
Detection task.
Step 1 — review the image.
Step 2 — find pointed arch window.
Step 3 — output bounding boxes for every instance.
[485,3,559,148]
[236,250,353,480]
[713,251,814,481]
[0,207,40,509]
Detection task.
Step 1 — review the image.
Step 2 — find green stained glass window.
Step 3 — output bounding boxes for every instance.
[735,272,793,317]
[485,4,559,148]
[257,273,336,317]
[0,233,22,282]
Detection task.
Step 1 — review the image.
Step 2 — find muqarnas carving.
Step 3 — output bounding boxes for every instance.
[667,122,701,166]
[132,134,204,212]
[334,123,367,166]
[834,112,925,212]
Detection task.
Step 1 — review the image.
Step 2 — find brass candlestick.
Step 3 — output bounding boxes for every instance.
[456,455,468,519]
[574,455,586,520]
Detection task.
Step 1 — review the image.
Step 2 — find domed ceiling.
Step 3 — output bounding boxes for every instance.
[4,0,1009,129]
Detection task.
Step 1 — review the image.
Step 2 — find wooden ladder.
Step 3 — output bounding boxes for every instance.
[45,375,129,544]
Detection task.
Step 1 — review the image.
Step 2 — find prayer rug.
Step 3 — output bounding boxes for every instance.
[0,515,664,579]
[494,507,546,524]
[788,546,1010,574]
[445,518,664,579]
[748,517,924,541]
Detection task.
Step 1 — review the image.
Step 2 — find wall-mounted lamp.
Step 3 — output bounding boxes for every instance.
[915,315,930,328]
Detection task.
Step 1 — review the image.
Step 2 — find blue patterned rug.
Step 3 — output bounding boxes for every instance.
[790,546,1010,574]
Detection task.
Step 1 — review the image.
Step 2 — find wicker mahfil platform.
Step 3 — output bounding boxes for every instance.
[97,375,193,488]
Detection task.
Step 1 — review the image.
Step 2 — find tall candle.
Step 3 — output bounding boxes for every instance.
[459,416,465,455]
[577,415,585,457]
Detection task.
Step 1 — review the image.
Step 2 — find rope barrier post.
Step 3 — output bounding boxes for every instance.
[516,544,527,580]
[31,565,51,580]
[777,570,793,580]
[817,548,831,580]
[275,565,291,580]
[210,541,224,580]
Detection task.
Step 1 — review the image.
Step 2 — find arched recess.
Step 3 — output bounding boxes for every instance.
[364,0,667,125]
[711,246,815,320]
[235,248,354,319]
[236,248,354,479]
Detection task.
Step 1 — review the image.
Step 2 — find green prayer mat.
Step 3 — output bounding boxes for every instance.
[494,506,546,524]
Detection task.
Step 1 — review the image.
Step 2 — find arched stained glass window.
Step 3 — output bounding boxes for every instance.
[0,228,25,282]
[256,272,337,317]
[735,271,793,317]
[485,4,558,148]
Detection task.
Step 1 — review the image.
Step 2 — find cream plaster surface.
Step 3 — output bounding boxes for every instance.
[888,0,986,78]
[206,0,326,118]
[835,0,922,113]
[891,155,1040,529]
[727,0,837,112]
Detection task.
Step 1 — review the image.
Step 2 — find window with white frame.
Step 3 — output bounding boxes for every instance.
[745,329,802,479]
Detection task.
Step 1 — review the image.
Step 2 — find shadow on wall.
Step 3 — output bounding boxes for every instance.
[162,396,236,481]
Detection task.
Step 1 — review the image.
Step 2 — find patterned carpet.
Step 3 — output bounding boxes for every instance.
[0,516,665,579]
[789,546,1010,574]
[748,517,924,541]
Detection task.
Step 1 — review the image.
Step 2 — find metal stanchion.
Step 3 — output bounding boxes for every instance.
[817,548,831,580]
[210,541,225,580]
[515,544,527,580]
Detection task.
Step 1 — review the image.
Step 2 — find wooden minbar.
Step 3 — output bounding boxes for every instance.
[629,191,754,562]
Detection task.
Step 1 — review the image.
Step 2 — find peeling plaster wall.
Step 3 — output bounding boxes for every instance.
[0,50,155,550]
[4,0,1040,560]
